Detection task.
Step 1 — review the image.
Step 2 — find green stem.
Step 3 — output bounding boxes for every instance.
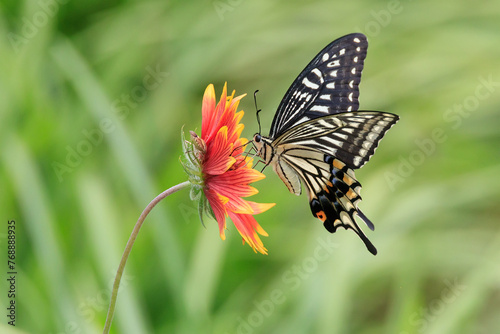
[103,181,190,334]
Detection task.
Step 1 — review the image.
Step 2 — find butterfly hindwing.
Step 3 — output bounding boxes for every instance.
[273,156,302,196]
[277,146,377,254]
[270,33,368,138]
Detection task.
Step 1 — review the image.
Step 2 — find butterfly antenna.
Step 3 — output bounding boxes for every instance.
[254,90,262,135]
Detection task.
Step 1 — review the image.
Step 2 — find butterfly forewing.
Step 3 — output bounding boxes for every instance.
[269,33,368,138]
[273,115,345,145]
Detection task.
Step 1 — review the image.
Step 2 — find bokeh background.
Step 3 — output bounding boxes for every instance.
[1,0,499,333]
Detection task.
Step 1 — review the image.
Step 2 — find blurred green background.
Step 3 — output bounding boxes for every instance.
[1,0,499,333]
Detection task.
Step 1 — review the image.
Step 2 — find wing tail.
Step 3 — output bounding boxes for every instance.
[357,208,375,231]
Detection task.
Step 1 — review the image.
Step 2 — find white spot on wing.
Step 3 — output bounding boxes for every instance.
[322,53,329,62]
[347,106,352,111]
[330,70,338,77]
[300,92,310,100]
[343,128,354,134]
[339,48,345,55]
[310,105,329,113]
[326,82,335,89]
[295,116,311,125]
[353,37,361,43]
[348,93,353,102]
[302,77,319,89]
[356,47,361,52]
[311,68,323,81]
[354,56,358,63]
[340,197,355,211]
[320,94,331,100]
[318,119,334,128]
[349,80,354,88]
[351,68,356,75]
[340,211,352,226]
[327,59,340,67]
[334,133,348,140]
[322,136,343,148]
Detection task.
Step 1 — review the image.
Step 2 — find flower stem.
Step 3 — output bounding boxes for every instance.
[103,181,190,334]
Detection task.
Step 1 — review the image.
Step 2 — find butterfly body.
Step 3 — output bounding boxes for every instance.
[253,33,399,255]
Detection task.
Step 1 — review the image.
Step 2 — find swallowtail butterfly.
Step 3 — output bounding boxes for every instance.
[253,33,399,255]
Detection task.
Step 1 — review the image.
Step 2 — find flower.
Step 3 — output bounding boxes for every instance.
[182,83,275,254]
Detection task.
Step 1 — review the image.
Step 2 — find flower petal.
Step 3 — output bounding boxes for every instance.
[201,84,216,140]
[204,126,235,175]
[207,83,227,142]
[217,167,266,185]
[247,201,276,215]
[204,188,227,239]
[217,191,254,214]
[190,83,275,254]
[228,211,268,255]
[210,181,259,198]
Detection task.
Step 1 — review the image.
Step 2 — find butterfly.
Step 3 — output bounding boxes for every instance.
[252,33,399,255]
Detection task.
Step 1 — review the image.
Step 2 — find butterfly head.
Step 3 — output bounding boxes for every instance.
[252,133,275,165]
[252,133,263,155]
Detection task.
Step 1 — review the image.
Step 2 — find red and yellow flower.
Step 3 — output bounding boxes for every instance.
[182,83,274,254]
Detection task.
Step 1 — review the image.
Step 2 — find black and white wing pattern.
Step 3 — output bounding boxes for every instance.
[275,112,400,169]
[269,33,368,138]
[271,111,399,254]
[276,145,377,254]
[255,33,399,255]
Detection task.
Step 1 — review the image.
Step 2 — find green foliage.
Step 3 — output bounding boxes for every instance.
[1,0,499,333]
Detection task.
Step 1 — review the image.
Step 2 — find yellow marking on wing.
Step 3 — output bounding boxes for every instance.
[332,160,345,170]
[343,174,354,186]
[346,188,357,200]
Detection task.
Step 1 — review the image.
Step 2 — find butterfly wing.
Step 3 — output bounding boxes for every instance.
[264,33,398,254]
[271,111,398,254]
[276,145,377,254]
[275,111,400,169]
[269,33,368,138]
